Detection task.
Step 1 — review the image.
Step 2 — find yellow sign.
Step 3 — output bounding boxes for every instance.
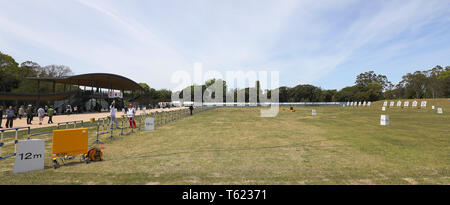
[52,128,88,158]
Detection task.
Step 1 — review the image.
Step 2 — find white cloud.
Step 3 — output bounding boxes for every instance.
[0,0,449,90]
[270,0,450,86]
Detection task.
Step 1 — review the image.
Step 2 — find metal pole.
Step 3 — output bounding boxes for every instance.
[120,118,124,136]
[14,129,18,153]
[93,124,103,144]
[109,125,114,139]
[0,131,4,158]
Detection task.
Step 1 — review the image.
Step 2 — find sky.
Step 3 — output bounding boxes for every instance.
[1,0,450,91]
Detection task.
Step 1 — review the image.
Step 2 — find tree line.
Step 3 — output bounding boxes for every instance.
[175,67,450,103]
[2,51,449,103]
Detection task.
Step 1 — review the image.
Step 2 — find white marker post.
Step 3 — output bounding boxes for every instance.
[380,115,389,126]
[312,109,317,116]
[13,139,45,174]
[437,108,443,114]
[144,117,155,131]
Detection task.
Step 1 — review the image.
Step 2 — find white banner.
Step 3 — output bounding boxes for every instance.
[108,91,123,99]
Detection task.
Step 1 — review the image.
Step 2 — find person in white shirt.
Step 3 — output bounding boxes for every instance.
[110,100,119,129]
[128,104,136,128]
[37,107,45,125]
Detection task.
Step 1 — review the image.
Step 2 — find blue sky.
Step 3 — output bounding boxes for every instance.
[1,0,449,90]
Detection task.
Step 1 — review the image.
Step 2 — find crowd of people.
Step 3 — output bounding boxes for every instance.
[0,104,57,128]
[1,101,176,129]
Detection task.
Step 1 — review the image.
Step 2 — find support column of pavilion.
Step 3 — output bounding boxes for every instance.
[36,79,40,109]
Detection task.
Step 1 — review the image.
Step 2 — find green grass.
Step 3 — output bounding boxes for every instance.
[0,99,449,184]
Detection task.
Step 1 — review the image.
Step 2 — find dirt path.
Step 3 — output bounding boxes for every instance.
[5,107,188,131]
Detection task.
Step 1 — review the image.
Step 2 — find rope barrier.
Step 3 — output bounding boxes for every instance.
[0,107,215,160]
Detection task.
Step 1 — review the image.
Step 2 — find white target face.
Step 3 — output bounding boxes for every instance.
[145,117,155,131]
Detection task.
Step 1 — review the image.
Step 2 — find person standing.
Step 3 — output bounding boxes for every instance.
[25,105,30,124]
[109,101,119,129]
[66,105,72,115]
[26,105,34,125]
[37,107,45,125]
[189,105,194,115]
[128,104,136,128]
[47,106,54,124]
[18,106,24,120]
[5,106,15,128]
[0,106,3,128]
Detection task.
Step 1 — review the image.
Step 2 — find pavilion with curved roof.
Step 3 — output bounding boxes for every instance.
[1,73,144,112]
[26,73,144,91]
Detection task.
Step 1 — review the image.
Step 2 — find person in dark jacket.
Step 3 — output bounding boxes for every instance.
[189,105,194,115]
[0,106,3,128]
[26,105,34,125]
[5,106,15,128]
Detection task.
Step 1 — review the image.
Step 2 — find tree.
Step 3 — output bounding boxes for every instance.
[0,52,21,92]
[157,89,172,100]
[204,78,227,102]
[401,71,428,99]
[322,89,337,102]
[288,84,322,102]
[334,86,359,102]
[43,65,73,77]
[365,82,383,101]
[425,65,444,98]
[355,71,391,90]
[438,69,450,97]
[277,86,290,102]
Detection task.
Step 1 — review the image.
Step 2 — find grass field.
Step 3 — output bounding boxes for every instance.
[0,99,449,184]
